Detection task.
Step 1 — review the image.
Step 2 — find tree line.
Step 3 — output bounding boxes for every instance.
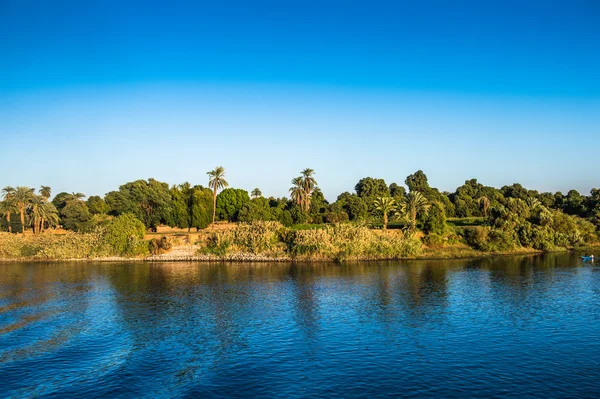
[1,168,599,251]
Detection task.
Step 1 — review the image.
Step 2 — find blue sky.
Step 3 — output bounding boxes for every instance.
[1,0,599,200]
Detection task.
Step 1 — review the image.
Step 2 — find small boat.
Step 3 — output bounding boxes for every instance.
[581,255,594,261]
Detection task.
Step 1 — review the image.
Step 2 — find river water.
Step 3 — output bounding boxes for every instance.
[1,253,600,398]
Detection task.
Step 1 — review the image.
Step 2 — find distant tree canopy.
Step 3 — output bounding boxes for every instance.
[216,188,250,222]
[2,168,600,255]
[105,179,172,229]
[87,196,108,215]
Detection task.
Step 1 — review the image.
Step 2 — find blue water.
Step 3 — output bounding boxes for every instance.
[1,254,600,398]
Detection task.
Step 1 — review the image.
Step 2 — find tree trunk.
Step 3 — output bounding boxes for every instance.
[20,208,25,235]
[6,212,11,233]
[40,218,44,233]
[383,213,388,230]
[212,187,217,225]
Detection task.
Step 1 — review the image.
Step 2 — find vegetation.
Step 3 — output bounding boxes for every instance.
[201,221,421,261]
[207,166,229,226]
[1,168,599,261]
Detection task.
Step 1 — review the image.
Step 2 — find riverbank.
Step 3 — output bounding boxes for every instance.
[1,243,596,263]
[1,222,598,263]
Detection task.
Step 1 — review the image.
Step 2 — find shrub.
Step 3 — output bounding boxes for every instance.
[422,233,444,249]
[101,214,147,256]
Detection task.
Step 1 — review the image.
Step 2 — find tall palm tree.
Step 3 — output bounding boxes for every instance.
[374,197,397,230]
[397,191,430,232]
[29,195,44,234]
[478,196,490,217]
[13,186,35,235]
[207,166,229,225]
[289,177,304,208]
[251,188,262,199]
[40,186,52,201]
[1,186,16,233]
[300,168,317,211]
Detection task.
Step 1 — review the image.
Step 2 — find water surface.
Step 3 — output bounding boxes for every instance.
[1,253,600,398]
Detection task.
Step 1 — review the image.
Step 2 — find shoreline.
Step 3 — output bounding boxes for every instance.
[0,247,595,264]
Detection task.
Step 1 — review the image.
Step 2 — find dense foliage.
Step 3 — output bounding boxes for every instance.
[1,168,599,258]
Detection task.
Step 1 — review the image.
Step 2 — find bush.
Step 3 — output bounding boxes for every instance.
[0,232,103,260]
[101,214,147,256]
[422,233,444,249]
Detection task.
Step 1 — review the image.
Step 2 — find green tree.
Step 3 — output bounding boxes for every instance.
[105,179,172,229]
[1,186,16,233]
[335,192,368,221]
[190,187,214,230]
[87,196,108,215]
[355,177,389,199]
[61,199,91,231]
[289,177,305,208]
[207,166,229,225]
[397,191,431,232]
[13,187,35,235]
[405,170,430,193]
[216,188,250,222]
[422,201,447,235]
[373,197,396,230]
[389,183,406,198]
[39,186,52,201]
[300,168,317,212]
[251,188,262,199]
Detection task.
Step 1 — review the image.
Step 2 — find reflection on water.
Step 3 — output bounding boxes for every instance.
[1,253,600,398]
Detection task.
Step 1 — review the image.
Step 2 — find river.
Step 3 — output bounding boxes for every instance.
[1,253,600,398]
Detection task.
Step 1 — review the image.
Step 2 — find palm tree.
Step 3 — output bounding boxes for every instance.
[289,177,305,208]
[251,188,262,199]
[13,186,35,235]
[29,195,44,234]
[1,186,16,233]
[40,186,52,201]
[207,166,229,225]
[478,196,490,217]
[38,202,59,233]
[374,197,397,230]
[300,168,317,211]
[397,191,430,232]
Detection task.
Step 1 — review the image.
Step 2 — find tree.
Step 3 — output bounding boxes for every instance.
[251,188,262,199]
[355,177,389,199]
[405,170,430,193]
[190,187,213,230]
[300,168,317,212]
[87,196,108,215]
[1,186,16,233]
[29,195,59,233]
[61,200,91,231]
[105,179,172,229]
[39,186,52,201]
[389,183,406,198]
[373,197,396,230]
[422,201,447,235]
[397,191,431,232]
[335,192,368,221]
[216,188,250,222]
[289,177,304,208]
[207,166,229,225]
[13,187,35,235]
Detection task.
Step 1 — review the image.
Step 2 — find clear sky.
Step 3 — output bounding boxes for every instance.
[1,0,599,201]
